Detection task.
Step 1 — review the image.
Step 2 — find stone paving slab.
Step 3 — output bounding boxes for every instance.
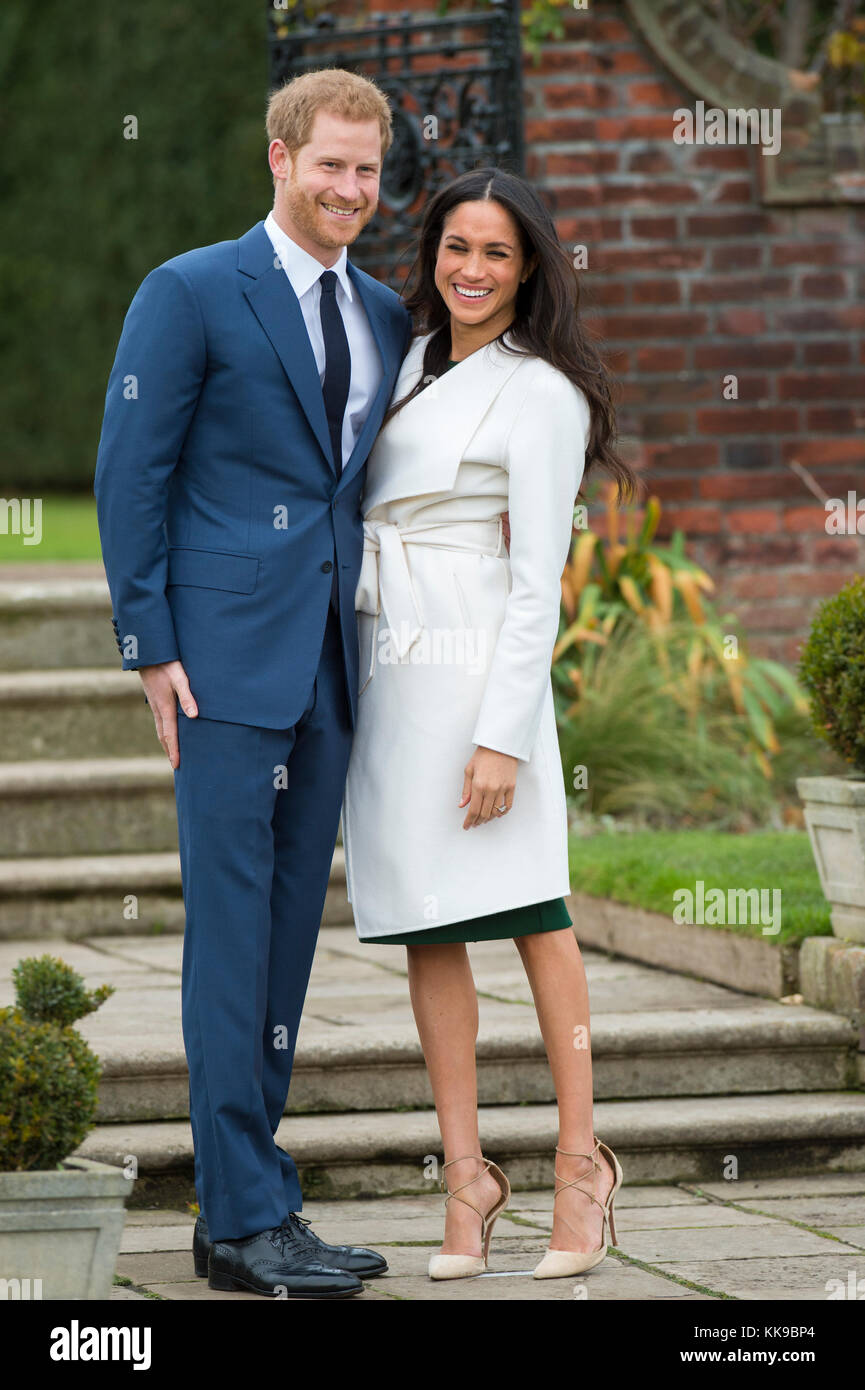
[596,1205,777,1231]
[661,1254,865,1300]
[507,1186,706,1211]
[820,1225,865,1245]
[734,1195,865,1226]
[693,1175,865,1199]
[337,1246,708,1301]
[479,971,761,1013]
[0,938,156,981]
[125,1208,199,1227]
[315,929,764,1015]
[126,1254,707,1302]
[618,1222,861,1264]
[80,939,185,972]
[121,1225,204,1254]
[139,1281,272,1302]
[117,1252,202,1284]
[106,1176,865,1301]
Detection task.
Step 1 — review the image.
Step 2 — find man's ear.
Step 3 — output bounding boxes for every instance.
[268,138,292,182]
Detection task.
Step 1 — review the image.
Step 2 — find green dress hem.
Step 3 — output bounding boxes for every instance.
[361,896,573,946]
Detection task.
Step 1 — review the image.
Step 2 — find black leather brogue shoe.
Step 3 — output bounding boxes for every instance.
[283,1212,388,1277]
[194,1211,387,1279]
[207,1224,363,1298]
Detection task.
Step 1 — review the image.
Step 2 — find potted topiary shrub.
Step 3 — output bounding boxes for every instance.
[796,574,865,944]
[0,954,134,1299]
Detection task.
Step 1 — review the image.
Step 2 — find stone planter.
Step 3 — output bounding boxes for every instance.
[797,775,865,945]
[0,1156,132,1300]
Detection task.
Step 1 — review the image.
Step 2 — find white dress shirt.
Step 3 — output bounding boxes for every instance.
[264,210,384,469]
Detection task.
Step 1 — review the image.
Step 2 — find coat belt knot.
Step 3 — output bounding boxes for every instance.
[355,517,505,694]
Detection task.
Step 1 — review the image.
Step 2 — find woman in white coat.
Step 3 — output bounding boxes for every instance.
[342,168,638,1280]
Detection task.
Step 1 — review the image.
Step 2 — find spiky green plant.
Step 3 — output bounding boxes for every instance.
[554,482,810,778]
[557,614,838,828]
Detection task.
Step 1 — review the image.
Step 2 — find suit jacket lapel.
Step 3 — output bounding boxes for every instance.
[238,222,405,486]
[238,221,335,474]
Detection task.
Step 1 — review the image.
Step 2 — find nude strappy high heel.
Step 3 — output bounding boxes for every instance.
[533,1136,623,1279]
[428,1155,511,1280]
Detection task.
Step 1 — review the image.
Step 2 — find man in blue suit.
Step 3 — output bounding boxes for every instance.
[95,69,411,1299]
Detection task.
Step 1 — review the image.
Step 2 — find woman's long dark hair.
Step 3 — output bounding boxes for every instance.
[385,166,637,503]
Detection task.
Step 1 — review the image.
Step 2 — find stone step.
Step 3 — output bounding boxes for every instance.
[0,579,115,670]
[76,1092,865,1195]
[0,745,353,879]
[0,669,155,760]
[0,848,351,938]
[0,757,178,857]
[91,1005,858,1124]
[0,852,185,938]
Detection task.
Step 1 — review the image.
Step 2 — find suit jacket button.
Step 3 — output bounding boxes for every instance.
[321,561,333,573]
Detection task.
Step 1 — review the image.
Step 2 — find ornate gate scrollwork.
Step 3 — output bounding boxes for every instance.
[267,1,526,286]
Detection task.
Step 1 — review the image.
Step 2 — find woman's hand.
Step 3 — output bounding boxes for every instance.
[459,747,518,828]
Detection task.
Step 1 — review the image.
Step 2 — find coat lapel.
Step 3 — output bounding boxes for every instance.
[238,221,404,486]
[361,330,532,513]
[336,263,400,493]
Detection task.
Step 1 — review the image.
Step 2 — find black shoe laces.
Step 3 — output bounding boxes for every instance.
[284,1212,316,1243]
[266,1224,307,1259]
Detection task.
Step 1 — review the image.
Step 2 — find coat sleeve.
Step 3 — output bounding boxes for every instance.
[94,263,207,670]
[470,364,590,762]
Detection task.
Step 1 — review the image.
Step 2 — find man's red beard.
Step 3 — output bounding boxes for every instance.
[283,178,375,247]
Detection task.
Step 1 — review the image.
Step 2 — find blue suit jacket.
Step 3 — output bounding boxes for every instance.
[94,220,412,730]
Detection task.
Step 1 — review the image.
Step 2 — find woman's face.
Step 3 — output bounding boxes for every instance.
[434,199,532,333]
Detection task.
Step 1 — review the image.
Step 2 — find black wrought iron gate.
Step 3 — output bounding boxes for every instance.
[266,0,526,287]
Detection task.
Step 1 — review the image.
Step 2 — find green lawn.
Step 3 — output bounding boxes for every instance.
[0,495,101,563]
[567,829,831,945]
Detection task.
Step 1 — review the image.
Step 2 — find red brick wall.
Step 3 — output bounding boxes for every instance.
[292,0,865,663]
[520,3,864,664]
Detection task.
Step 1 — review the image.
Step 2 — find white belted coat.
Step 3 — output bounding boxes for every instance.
[342,330,591,940]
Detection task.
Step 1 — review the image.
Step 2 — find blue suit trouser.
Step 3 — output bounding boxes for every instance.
[173,601,352,1241]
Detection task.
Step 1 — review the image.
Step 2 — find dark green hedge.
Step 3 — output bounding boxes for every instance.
[0,2,271,491]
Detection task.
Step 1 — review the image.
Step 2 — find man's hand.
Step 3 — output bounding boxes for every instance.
[138,661,198,769]
[459,746,518,829]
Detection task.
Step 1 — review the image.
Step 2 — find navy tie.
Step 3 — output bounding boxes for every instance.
[319,270,350,477]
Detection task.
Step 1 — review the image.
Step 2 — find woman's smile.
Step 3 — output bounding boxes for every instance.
[451,283,494,302]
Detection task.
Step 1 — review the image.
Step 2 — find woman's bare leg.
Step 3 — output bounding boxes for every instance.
[405,941,505,1256]
[515,926,617,1252]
